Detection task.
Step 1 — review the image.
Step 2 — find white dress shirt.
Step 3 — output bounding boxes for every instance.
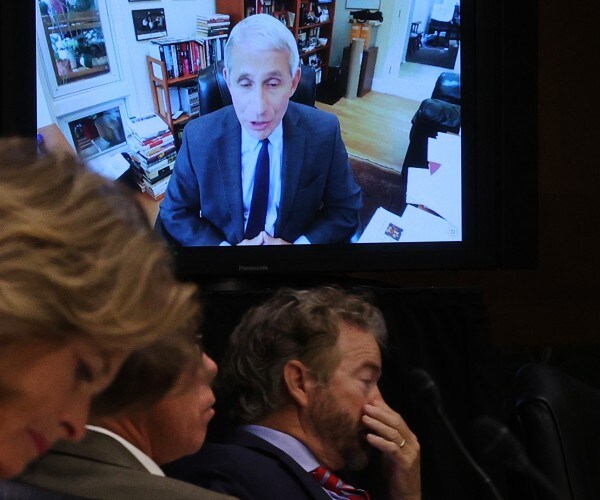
[219,124,309,245]
[244,424,348,499]
[241,123,284,239]
[85,424,164,477]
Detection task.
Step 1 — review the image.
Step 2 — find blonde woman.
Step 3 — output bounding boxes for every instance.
[0,137,201,479]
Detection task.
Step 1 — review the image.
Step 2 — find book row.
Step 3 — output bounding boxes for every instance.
[149,36,227,79]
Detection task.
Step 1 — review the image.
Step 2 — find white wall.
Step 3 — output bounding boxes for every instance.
[412,0,434,34]
[330,3,385,69]
[114,0,218,117]
[37,0,217,125]
[330,0,412,84]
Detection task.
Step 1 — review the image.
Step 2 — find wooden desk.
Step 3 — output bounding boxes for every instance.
[38,124,75,156]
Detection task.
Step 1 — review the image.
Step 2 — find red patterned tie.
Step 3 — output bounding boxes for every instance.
[311,466,371,499]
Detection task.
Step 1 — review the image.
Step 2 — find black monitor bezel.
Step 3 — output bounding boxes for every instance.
[9,0,537,280]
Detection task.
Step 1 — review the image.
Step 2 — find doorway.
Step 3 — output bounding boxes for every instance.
[404,0,460,70]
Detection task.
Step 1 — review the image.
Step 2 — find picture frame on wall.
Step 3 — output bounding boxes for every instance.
[131,9,168,41]
[345,0,381,9]
[60,101,128,161]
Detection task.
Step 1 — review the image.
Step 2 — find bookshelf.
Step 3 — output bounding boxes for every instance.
[146,35,226,140]
[146,55,197,134]
[216,0,336,80]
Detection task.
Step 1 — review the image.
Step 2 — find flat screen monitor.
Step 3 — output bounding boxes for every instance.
[7,0,537,279]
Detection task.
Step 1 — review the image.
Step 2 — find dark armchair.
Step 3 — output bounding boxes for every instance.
[197,59,317,115]
[507,363,600,500]
[402,72,461,169]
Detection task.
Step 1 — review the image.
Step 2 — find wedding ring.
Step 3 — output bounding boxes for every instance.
[399,438,407,448]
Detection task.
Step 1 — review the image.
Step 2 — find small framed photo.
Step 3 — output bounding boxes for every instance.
[59,100,128,161]
[132,9,167,41]
[345,0,381,8]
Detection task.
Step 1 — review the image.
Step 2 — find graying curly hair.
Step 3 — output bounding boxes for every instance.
[222,286,387,423]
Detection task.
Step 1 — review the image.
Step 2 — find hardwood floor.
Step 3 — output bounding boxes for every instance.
[316,91,420,171]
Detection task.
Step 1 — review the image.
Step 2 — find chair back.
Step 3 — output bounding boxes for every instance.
[431,72,461,105]
[410,21,421,34]
[510,363,600,500]
[197,60,317,116]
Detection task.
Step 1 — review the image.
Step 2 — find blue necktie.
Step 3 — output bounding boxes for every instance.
[245,138,270,240]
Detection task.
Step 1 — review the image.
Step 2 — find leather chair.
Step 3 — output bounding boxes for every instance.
[508,362,600,500]
[197,59,317,116]
[403,72,461,169]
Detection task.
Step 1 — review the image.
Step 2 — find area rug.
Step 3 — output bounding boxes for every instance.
[348,155,406,224]
[406,43,459,70]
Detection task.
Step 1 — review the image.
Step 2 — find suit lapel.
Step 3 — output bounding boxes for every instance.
[276,105,307,238]
[215,109,244,242]
[52,430,148,473]
[231,429,331,500]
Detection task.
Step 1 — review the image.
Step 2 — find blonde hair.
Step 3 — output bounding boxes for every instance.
[0,137,201,410]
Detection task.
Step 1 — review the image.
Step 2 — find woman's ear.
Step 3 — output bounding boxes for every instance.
[282,359,316,408]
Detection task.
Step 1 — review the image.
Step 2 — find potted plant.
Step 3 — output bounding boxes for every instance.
[55,36,79,69]
[82,28,107,67]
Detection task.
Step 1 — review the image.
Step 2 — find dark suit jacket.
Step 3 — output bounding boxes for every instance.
[17,430,234,500]
[159,102,362,246]
[164,429,331,500]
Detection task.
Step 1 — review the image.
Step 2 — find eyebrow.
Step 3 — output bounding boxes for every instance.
[358,361,382,377]
[236,71,284,82]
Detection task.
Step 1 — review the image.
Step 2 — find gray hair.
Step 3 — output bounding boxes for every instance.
[224,13,300,78]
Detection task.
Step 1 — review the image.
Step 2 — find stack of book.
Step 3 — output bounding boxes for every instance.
[196,13,230,65]
[125,114,177,200]
[196,13,230,38]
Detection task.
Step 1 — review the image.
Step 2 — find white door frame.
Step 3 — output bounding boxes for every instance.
[374,0,457,102]
[372,0,416,97]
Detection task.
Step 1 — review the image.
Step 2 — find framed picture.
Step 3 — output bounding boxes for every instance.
[131,9,167,41]
[345,0,381,9]
[59,100,128,161]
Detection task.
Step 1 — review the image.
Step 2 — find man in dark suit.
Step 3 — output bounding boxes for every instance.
[165,287,422,500]
[18,348,234,500]
[159,14,361,246]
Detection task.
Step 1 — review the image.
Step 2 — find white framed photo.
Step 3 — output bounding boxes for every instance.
[58,99,128,161]
[345,0,381,9]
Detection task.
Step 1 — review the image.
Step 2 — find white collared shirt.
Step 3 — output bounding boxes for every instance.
[85,424,164,477]
[243,425,347,500]
[238,124,311,245]
[241,123,284,239]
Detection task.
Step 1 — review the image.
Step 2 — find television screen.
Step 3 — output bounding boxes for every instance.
[14,0,536,277]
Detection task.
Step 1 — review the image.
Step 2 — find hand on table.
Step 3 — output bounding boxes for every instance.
[263,232,292,245]
[237,233,265,246]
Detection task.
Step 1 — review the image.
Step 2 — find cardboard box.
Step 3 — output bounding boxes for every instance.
[350,23,361,43]
[360,24,372,48]
[349,24,373,48]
